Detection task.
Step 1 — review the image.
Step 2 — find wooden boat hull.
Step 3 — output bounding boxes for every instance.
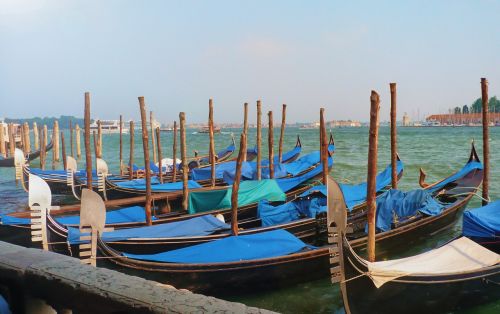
[340,236,500,314]
[0,141,53,167]
[99,240,331,296]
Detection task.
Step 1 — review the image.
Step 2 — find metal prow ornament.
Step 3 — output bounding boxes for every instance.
[78,189,113,266]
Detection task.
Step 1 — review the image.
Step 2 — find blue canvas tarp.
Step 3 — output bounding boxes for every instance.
[67,215,229,244]
[123,229,310,263]
[427,161,483,193]
[1,206,152,226]
[116,179,202,192]
[372,189,444,232]
[463,201,500,238]
[275,155,333,192]
[340,160,404,211]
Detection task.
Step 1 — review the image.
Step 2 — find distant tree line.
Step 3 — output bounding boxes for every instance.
[453,96,500,114]
[4,115,87,129]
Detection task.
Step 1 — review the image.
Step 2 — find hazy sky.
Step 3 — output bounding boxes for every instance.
[1,0,499,124]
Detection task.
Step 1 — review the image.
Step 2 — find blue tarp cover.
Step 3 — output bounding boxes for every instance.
[116,179,202,191]
[275,155,333,192]
[340,160,404,211]
[122,229,309,263]
[428,161,483,193]
[299,185,327,198]
[463,201,500,238]
[67,215,229,244]
[192,148,316,182]
[373,189,444,232]
[1,206,152,226]
[258,195,326,227]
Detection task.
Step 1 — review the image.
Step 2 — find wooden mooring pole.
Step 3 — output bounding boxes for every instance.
[129,121,135,180]
[0,121,5,158]
[156,127,163,184]
[231,132,247,236]
[256,100,262,180]
[75,124,81,159]
[23,122,31,153]
[390,83,398,189]
[268,111,274,179]
[119,115,123,175]
[150,111,157,164]
[279,104,286,163]
[84,92,93,190]
[481,78,489,206]
[180,112,189,211]
[61,132,67,170]
[209,98,216,187]
[367,91,380,262]
[53,120,60,168]
[242,102,248,162]
[40,127,46,169]
[69,120,74,157]
[320,108,328,184]
[8,124,15,158]
[172,121,178,183]
[139,97,153,225]
[97,120,102,159]
[33,122,39,151]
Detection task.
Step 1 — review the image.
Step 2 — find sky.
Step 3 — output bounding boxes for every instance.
[1,0,499,124]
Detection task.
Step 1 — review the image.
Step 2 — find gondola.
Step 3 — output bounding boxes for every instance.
[0,141,53,167]
[1,150,332,250]
[346,142,483,258]
[332,184,500,314]
[102,142,333,200]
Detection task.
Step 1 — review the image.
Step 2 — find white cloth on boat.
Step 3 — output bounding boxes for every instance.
[367,237,500,288]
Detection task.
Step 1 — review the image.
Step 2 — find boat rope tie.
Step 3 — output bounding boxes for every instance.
[340,272,369,284]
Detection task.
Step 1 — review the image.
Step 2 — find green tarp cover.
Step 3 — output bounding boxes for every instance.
[188,179,286,214]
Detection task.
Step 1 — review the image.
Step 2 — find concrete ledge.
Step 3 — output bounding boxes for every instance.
[0,241,275,313]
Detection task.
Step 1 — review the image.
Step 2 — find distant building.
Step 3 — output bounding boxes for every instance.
[426,113,500,126]
[327,120,361,128]
[402,113,411,126]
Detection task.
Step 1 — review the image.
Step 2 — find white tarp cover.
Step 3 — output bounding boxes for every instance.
[367,237,500,288]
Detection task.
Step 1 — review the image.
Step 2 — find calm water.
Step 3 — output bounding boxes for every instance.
[1,126,500,313]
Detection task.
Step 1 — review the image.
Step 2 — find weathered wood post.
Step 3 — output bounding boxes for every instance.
[119,115,123,175]
[390,83,398,189]
[0,122,5,158]
[150,111,157,164]
[481,78,489,206]
[139,97,153,225]
[242,102,249,162]
[40,127,46,169]
[8,124,15,157]
[20,124,26,155]
[156,127,163,184]
[84,92,93,190]
[33,122,39,151]
[61,132,67,170]
[231,132,247,235]
[53,120,60,162]
[92,131,98,160]
[129,121,135,180]
[209,98,216,187]
[69,120,74,157]
[75,124,81,159]
[97,120,102,159]
[268,111,274,179]
[320,108,328,184]
[279,104,286,162]
[367,91,380,262]
[256,100,262,180]
[180,112,189,210]
[23,122,31,153]
[172,121,178,183]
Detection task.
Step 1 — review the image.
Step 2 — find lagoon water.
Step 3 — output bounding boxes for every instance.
[1,126,499,313]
